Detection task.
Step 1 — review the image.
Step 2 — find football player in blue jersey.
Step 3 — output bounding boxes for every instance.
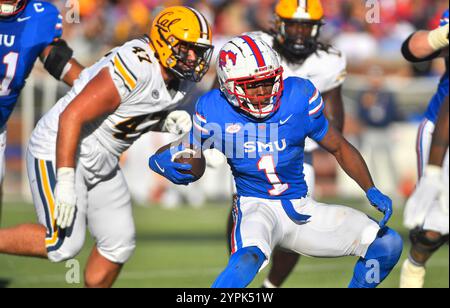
[400,9,449,288]
[149,36,403,288]
[0,0,83,224]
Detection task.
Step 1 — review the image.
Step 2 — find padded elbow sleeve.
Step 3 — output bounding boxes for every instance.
[44,39,74,80]
[401,34,441,63]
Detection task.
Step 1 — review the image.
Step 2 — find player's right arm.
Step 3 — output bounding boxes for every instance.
[56,68,121,168]
[54,67,121,229]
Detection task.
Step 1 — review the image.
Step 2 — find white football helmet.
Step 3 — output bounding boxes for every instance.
[217,35,284,118]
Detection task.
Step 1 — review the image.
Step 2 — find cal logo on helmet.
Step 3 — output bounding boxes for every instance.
[149,6,214,82]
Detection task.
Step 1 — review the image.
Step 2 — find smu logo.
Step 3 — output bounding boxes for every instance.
[244,139,287,153]
[0,34,15,47]
[219,50,237,69]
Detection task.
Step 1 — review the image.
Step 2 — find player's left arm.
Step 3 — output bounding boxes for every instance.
[322,85,344,133]
[305,78,390,226]
[39,40,84,87]
[318,126,392,227]
[318,125,374,192]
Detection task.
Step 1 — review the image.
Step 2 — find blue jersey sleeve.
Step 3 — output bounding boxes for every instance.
[189,93,216,149]
[35,1,63,44]
[305,80,329,141]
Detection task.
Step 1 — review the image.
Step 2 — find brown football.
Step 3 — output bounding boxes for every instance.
[156,144,206,181]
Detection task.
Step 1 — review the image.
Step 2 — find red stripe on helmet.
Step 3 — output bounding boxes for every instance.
[240,35,266,68]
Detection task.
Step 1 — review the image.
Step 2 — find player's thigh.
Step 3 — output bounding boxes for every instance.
[0,127,6,184]
[26,150,88,262]
[231,197,282,265]
[87,168,136,264]
[282,199,380,258]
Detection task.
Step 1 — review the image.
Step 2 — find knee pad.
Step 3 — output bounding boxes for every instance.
[97,241,136,264]
[212,246,266,288]
[350,228,403,288]
[410,227,449,254]
[232,246,266,267]
[366,228,403,268]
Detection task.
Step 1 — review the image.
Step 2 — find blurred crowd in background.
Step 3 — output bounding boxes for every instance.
[4,0,449,207]
[56,0,448,73]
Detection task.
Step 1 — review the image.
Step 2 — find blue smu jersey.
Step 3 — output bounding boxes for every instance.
[191,77,329,200]
[0,0,62,127]
[425,9,449,124]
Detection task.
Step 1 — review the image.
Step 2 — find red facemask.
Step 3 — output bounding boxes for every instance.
[226,67,284,118]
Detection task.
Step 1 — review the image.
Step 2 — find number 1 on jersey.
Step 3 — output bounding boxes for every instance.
[258,155,289,196]
[1,52,19,96]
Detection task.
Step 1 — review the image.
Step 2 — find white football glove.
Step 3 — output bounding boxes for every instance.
[204,149,226,168]
[54,167,77,229]
[404,165,443,229]
[163,110,192,135]
[428,24,449,51]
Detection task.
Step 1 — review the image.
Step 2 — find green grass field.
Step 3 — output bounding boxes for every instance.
[0,198,448,288]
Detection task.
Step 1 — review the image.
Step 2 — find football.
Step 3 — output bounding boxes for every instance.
[157,144,206,180]
[172,148,206,180]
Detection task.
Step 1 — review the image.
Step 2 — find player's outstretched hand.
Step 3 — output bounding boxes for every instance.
[404,166,443,229]
[148,145,195,186]
[366,187,393,228]
[163,110,193,135]
[54,168,77,229]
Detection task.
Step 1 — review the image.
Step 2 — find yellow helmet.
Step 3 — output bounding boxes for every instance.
[275,0,324,21]
[150,6,214,82]
[273,0,324,59]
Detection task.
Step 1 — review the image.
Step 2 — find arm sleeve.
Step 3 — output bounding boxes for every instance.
[189,96,215,149]
[305,80,329,142]
[39,2,63,44]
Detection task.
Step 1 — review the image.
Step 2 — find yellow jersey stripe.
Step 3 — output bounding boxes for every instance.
[114,56,137,91]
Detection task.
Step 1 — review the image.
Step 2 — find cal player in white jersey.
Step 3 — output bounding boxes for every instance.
[225,0,347,288]
[0,6,213,288]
